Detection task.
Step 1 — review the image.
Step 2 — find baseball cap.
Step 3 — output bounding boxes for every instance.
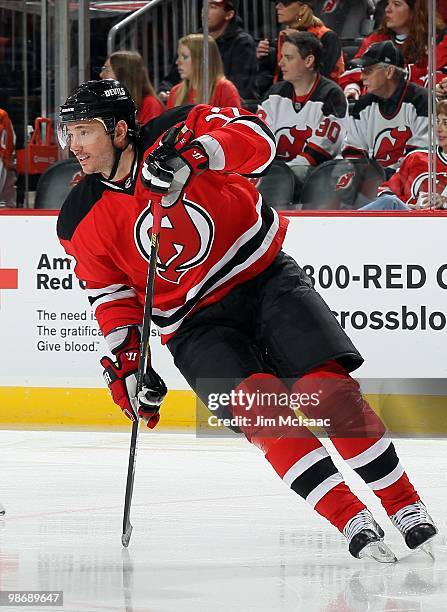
[351,41,404,69]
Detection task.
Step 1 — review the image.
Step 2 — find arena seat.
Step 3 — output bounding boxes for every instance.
[34,158,83,209]
[257,161,296,210]
[299,158,386,210]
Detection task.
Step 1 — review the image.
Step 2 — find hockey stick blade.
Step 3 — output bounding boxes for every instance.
[121,524,133,548]
[121,192,163,547]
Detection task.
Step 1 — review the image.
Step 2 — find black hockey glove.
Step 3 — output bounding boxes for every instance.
[141,123,209,203]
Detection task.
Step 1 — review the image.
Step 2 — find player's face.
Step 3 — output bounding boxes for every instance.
[279,42,313,82]
[384,0,411,34]
[176,44,193,80]
[66,120,114,176]
[276,1,302,26]
[360,63,389,96]
[436,113,447,152]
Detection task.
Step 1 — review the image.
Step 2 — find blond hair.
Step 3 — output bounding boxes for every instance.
[289,3,324,30]
[175,34,224,106]
[108,50,158,110]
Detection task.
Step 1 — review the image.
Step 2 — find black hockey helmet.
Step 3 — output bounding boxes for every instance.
[58,80,138,180]
[58,79,137,146]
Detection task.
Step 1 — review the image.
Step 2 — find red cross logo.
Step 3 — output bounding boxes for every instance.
[0,268,18,289]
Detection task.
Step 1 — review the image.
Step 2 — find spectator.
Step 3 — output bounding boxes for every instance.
[167,34,241,108]
[158,1,257,104]
[340,0,447,100]
[257,0,345,97]
[313,0,375,39]
[0,107,16,207]
[342,41,428,176]
[259,31,347,189]
[100,50,164,125]
[360,100,447,211]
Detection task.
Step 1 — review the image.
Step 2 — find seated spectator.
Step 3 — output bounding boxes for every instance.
[259,31,347,189]
[313,0,375,39]
[158,1,257,104]
[100,50,164,125]
[257,0,345,97]
[360,100,447,211]
[167,34,241,108]
[342,41,428,176]
[0,107,16,207]
[340,0,447,100]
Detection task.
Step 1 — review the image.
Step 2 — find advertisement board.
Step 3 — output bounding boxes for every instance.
[0,211,446,430]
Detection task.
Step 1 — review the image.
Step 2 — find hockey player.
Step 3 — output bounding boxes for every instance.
[342,41,428,177]
[258,31,347,188]
[57,79,437,562]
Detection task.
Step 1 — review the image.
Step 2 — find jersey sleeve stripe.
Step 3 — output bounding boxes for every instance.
[87,285,137,309]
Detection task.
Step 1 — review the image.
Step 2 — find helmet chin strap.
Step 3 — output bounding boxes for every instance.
[107,139,130,181]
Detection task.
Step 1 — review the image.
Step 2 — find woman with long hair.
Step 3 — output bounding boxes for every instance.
[100,50,164,124]
[340,0,447,100]
[167,34,241,108]
[256,0,345,96]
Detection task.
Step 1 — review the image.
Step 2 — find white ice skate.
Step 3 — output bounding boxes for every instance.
[390,500,438,560]
[344,509,397,563]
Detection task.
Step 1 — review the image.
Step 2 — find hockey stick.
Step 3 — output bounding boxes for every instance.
[121,189,164,548]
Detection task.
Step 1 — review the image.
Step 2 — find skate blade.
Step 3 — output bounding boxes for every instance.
[415,535,437,561]
[359,540,397,563]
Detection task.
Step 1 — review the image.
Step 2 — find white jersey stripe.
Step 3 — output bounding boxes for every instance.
[344,433,391,469]
[368,462,404,491]
[306,473,344,509]
[283,447,330,487]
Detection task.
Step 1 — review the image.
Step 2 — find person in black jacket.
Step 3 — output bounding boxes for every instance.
[158,0,258,104]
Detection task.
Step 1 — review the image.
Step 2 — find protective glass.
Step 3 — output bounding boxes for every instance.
[57,118,109,149]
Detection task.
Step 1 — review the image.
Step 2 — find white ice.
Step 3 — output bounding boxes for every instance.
[0,431,446,612]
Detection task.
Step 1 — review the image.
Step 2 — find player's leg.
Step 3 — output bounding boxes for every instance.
[167,291,395,561]
[254,251,437,551]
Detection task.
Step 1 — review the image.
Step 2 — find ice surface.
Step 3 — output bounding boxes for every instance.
[0,431,445,611]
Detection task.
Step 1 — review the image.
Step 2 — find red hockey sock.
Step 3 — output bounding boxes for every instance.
[292,361,420,517]
[233,373,365,532]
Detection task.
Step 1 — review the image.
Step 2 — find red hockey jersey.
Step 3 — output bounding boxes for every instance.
[377,147,447,205]
[57,105,285,344]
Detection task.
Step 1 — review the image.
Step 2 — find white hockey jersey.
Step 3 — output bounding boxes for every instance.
[377,147,447,205]
[258,76,348,168]
[343,80,428,171]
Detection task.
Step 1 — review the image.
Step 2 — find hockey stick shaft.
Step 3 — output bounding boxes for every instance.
[121,193,163,548]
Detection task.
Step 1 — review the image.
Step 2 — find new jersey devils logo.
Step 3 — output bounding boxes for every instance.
[412,172,447,199]
[135,195,214,284]
[335,171,355,190]
[322,0,338,14]
[276,126,312,161]
[373,127,412,167]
